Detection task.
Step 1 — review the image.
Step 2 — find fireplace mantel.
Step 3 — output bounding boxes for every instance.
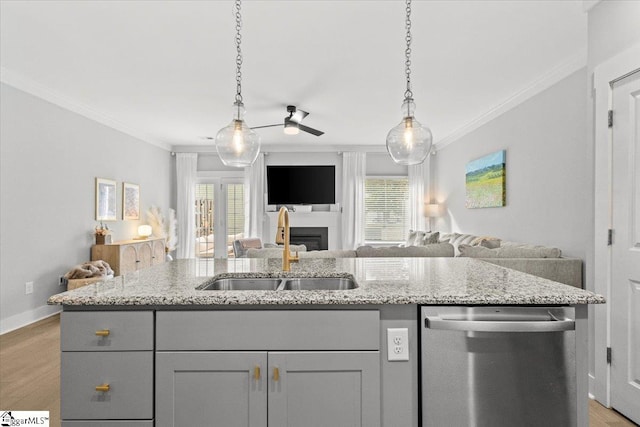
[265,211,341,250]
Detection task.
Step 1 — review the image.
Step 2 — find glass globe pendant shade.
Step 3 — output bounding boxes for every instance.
[215,102,261,167]
[386,99,432,166]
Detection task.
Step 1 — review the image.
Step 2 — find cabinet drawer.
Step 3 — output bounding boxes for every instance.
[61,311,153,351]
[61,351,153,420]
[157,310,380,350]
[63,422,153,426]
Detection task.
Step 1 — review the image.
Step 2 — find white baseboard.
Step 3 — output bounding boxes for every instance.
[0,305,61,335]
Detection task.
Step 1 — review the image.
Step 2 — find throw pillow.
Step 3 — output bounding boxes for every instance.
[405,230,419,247]
[420,231,440,245]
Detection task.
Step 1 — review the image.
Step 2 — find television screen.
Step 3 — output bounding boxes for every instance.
[267,165,335,205]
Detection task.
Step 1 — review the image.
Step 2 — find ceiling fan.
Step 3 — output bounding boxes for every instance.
[252,105,324,136]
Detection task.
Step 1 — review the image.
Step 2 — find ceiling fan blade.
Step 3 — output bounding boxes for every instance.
[290,109,309,124]
[298,123,324,136]
[250,123,283,130]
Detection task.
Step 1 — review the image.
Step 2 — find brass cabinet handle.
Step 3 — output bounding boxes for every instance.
[273,367,280,382]
[95,329,110,337]
[95,383,110,392]
[254,366,261,381]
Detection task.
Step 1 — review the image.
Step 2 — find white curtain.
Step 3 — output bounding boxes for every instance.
[408,161,429,231]
[244,152,265,239]
[176,153,198,259]
[341,152,366,250]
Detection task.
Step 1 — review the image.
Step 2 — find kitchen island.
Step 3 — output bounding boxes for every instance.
[49,257,604,427]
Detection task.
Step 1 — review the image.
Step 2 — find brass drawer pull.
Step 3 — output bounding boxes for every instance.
[254,366,261,381]
[95,383,110,392]
[273,367,280,382]
[95,329,110,337]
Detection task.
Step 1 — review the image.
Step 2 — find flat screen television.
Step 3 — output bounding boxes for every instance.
[267,165,335,205]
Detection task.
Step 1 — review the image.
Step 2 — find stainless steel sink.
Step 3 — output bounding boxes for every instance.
[199,278,283,291]
[198,277,358,291]
[280,278,358,290]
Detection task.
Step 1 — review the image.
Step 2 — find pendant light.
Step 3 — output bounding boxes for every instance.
[386,0,432,166]
[215,0,260,167]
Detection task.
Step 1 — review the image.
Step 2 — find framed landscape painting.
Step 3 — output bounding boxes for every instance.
[465,150,506,209]
[95,178,117,221]
[123,182,140,220]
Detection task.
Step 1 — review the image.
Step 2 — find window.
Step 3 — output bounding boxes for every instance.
[195,180,245,258]
[364,177,409,242]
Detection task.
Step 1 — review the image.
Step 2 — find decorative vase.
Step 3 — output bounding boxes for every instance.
[95,234,112,245]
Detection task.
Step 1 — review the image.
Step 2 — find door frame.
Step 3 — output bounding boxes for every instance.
[593,42,640,405]
[197,171,244,258]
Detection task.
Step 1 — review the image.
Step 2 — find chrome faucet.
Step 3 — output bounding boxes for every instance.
[276,206,299,272]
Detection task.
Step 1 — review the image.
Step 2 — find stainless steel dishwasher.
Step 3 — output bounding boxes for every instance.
[421,306,576,427]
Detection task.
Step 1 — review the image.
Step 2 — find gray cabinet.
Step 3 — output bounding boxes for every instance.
[155,310,381,427]
[60,311,154,425]
[268,352,380,427]
[156,352,267,427]
[155,351,379,427]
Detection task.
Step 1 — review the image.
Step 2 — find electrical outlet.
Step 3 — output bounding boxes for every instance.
[387,328,409,361]
[59,276,67,287]
[25,281,34,295]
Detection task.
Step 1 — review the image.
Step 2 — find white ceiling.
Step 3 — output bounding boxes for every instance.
[0,0,587,151]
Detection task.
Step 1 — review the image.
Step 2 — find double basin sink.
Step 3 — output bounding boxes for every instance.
[199,277,358,291]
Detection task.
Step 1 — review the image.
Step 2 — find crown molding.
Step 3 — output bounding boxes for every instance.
[0,66,172,151]
[434,48,587,152]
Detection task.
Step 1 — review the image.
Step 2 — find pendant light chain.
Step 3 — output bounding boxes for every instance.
[404,0,413,102]
[234,0,243,104]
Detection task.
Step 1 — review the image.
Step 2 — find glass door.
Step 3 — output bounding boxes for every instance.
[195,178,245,258]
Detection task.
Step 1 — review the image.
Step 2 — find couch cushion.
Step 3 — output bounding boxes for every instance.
[458,244,562,258]
[356,243,454,258]
[299,250,357,258]
[263,243,307,252]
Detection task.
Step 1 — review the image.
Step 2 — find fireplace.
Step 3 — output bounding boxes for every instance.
[289,227,329,251]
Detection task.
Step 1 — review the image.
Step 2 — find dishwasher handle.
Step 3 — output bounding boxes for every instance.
[425,316,575,333]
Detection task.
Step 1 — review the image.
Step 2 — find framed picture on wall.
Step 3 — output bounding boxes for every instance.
[95,178,117,221]
[123,182,140,220]
[465,150,506,209]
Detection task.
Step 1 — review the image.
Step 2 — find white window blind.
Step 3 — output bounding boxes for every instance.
[365,177,409,242]
[226,183,245,237]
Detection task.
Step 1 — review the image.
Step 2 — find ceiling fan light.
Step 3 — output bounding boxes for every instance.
[284,119,300,135]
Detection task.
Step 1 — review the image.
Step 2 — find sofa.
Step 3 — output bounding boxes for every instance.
[244,231,583,288]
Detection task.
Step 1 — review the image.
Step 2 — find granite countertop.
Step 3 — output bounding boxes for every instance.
[48,258,605,307]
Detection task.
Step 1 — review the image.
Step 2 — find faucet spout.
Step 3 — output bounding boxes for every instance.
[275,207,299,271]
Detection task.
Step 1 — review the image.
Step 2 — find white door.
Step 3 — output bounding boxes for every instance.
[611,69,640,424]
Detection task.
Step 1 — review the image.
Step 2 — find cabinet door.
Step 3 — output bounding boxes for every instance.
[156,352,267,427]
[268,352,380,427]
[152,239,165,265]
[120,245,138,274]
[137,242,152,269]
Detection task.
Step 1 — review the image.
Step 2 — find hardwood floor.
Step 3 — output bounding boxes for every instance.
[0,314,60,427]
[0,314,636,427]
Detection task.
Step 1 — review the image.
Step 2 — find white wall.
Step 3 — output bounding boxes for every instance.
[433,69,588,259]
[0,83,174,333]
